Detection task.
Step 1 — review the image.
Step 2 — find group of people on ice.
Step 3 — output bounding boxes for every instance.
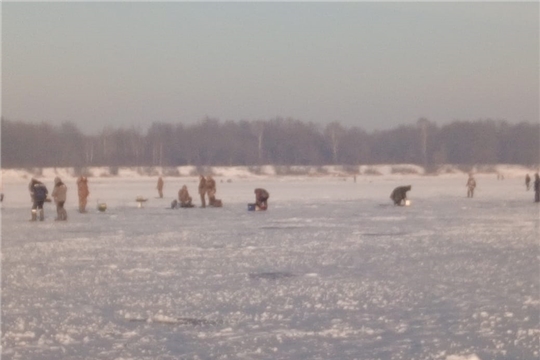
[25,171,540,220]
[28,175,90,221]
[389,172,540,206]
[170,175,224,209]
[168,175,268,210]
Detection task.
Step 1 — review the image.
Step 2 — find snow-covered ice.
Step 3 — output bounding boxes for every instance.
[1,171,539,360]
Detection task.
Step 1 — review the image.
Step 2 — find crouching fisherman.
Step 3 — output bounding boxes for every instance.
[178,185,194,208]
[29,178,48,221]
[390,185,411,206]
[251,188,269,211]
[52,176,68,221]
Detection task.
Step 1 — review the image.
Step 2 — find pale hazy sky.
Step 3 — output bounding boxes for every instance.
[2,1,538,134]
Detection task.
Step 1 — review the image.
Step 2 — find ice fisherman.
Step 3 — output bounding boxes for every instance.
[206,175,218,206]
[534,173,540,203]
[178,185,194,208]
[390,185,411,206]
[77,176,89,213]
[52,176,68,221]
[198,175,207,208]
[525,174,531,191]
[29,178,48,221]
[157,176,164,198]
[254,188,269,210]
[466,174,476,198]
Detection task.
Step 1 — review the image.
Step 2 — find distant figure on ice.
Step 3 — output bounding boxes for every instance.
[29,178,48,221]
[52,176,68,221]
[525,174,531,191]
[77,176,89,213]
[390,185,411,206]
[178,185,194,208]
[252,188,269,211]
[534,173,540,203]
[205,175,222,207]
[157,176,164,198]
[198,175,207,208]
[466,174,476,198]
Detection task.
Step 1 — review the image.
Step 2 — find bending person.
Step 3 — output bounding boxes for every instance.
[254,188,269,210]
[390,185,411,206]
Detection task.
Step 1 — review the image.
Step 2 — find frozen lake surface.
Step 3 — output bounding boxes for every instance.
[2,175,539,360]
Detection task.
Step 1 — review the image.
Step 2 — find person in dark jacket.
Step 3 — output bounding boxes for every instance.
[390,185,411,206]
[52,176,68,221]
[29,178,48,221]
[534,173,540,203]
[254,188,269,210]
[525,174,531,191]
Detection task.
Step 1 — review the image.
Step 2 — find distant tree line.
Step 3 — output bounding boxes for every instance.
[1,117,538,171]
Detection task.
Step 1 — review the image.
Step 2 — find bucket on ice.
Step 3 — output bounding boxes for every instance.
[247,203,256,211]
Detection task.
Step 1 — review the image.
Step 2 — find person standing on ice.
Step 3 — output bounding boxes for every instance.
[254,188,269,210]
[206,175,217,206]
[390,185,411,206]
[178,185,193,208]
[466,174,476,198]
[52,176,68,221]
[198,175,207,208]
[29,178,48,221]
[157,176,164,198]
[534,173,540,203]
[525,174,531,191]
[77,176,89,213]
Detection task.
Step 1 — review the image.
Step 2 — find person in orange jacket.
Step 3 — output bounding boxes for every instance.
[77,176,90,213]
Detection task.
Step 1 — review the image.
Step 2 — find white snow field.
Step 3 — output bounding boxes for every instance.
[1,169,539,360]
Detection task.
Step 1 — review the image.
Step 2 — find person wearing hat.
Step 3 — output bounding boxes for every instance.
[29,178,48,221]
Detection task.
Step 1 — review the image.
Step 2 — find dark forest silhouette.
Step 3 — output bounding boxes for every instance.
[1,117,538,171]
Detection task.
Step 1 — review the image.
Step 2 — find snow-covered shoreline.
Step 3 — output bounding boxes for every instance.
[1,164,536,184]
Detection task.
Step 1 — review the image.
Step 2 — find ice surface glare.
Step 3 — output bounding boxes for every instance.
[1,175,539,360]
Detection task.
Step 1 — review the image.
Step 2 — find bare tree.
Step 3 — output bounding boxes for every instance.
[324,122,346,164]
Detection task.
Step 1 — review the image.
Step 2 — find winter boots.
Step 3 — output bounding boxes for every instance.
[55,207,67,221]
[30,209,45,221]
